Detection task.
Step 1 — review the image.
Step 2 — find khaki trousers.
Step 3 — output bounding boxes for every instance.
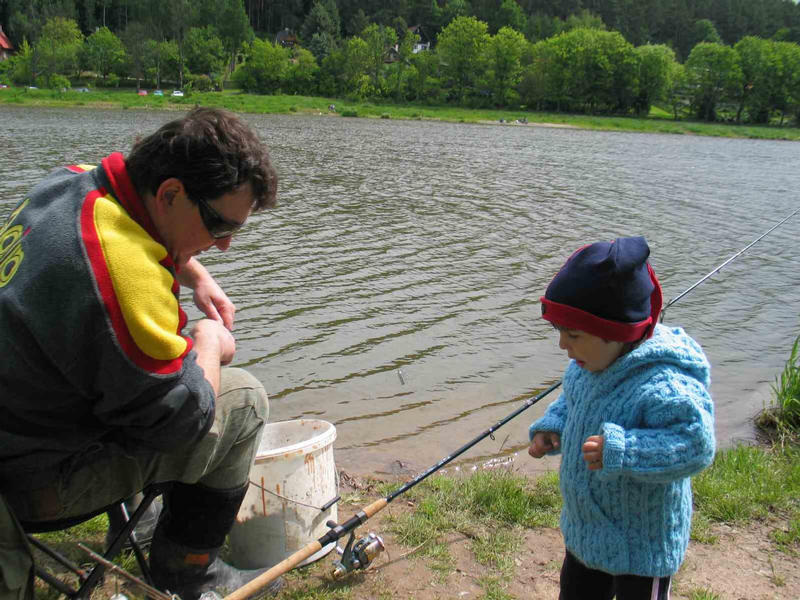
[0,367,268,600]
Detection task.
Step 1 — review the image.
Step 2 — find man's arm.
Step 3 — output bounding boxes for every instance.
[178,257,236,330]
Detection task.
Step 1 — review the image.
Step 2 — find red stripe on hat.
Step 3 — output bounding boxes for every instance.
[540,263,662,342]
[540,297,653,342]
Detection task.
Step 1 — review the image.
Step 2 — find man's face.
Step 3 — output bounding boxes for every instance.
[557,327,624,373]
[166,183,254,267]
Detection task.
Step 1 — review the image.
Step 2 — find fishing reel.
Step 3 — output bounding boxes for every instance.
[330,530,385,579]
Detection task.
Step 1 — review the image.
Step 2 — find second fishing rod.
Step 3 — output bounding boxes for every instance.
[223,207,799,600]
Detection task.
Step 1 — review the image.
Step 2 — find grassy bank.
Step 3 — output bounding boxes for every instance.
[3,85,800,141]
[30,442,800,600]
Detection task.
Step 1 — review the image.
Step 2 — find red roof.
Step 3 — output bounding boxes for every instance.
[0,29,13,51]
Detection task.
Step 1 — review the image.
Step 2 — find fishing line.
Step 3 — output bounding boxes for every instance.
[660,206,800,321]
[224,207,800,600]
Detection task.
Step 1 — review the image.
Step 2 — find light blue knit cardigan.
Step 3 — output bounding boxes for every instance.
[529,324,715,577]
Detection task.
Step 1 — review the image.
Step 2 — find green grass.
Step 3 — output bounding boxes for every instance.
[24,442,800,600]
[686,588,722,600]
[384,468,560,596]
[757,335,800,442]
[2,86,799,141]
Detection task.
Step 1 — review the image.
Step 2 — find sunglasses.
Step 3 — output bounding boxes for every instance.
[196,197,245,239]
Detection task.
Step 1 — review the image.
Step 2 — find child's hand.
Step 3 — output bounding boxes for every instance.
[582,435,604,470]
[528,431,561,458]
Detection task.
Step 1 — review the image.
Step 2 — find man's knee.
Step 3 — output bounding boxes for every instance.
[218,368,269,423]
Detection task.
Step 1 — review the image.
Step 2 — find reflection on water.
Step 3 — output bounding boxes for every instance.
[2,106,800,476]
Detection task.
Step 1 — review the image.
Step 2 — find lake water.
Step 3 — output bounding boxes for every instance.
[2,105,799,478]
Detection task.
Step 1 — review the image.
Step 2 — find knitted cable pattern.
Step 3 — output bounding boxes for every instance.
[529,324,715,577]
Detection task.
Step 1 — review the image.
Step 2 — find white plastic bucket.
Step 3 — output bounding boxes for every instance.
[229,419,338,569]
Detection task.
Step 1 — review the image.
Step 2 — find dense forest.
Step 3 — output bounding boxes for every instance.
[2,0,800,124]
[3,0,799,60]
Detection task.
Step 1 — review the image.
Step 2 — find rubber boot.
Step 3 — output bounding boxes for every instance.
[105,492,162,551]
[149,482,283,600]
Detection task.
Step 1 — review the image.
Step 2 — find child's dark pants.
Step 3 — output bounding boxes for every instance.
[559,550,671,600]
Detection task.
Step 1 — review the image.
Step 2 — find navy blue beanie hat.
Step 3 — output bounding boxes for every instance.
[540,236,662,342]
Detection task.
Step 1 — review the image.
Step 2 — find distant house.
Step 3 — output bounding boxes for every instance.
[0,25,14,61]
[275,28,297,48]
[408,24,430,53]
[387,24,431,62]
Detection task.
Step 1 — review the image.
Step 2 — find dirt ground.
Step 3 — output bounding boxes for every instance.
[271,470,800,600]
[33,467,799,600]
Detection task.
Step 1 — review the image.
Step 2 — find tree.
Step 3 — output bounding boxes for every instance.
[487,26,528,106]
[491,0,527,35]
[285,46,319,95]
[163,0,196,89]
[389,23,417,100]
[144,39,179,90]
[196,0,253,75]
[406,40,441,102]
[734,36,778,123]
[34,17,83,87]
[436,16,490,104]
[634,43,678,116]
[773,40,800,125]
[8,39,35,86]
[233,38,290,93]
[184,26,227,77]
[339,36,372,99]
[360,23,397,92]
[565,9,606,32]
[300,1,340,45]
[348,9,371,37]
[525,12,565,42]
[120,21,152,89]
[690,18,723,47]
[685,42,743,121]
[83,26,126,84]
[441,0,471,29]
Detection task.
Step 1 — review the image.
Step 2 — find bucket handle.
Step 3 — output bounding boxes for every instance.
[248,479,340,512]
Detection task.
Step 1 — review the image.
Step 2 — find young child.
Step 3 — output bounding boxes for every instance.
[528,236,715,600]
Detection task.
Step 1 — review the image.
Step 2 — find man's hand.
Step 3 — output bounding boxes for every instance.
[528,431,561,458]
[190,319,236,395]
[178,257,236,330]
[582,435,604,470]
[193,276,236,331]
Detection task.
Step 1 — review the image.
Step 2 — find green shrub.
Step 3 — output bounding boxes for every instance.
[757,335,800,440]
[49,74,71,91]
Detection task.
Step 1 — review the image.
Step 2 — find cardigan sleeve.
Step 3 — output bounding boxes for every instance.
[599,370,715,483]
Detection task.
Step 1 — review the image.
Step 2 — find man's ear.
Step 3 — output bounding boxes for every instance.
[155,178,184,209]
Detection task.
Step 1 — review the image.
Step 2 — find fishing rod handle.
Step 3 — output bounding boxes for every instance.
[224,498,389,600]
[362,497,388,518]
[223,542,322,600]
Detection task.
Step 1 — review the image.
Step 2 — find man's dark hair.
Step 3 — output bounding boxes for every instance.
[126,107,277,210]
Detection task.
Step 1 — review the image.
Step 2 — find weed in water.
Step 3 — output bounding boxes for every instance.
[757,335,800,443]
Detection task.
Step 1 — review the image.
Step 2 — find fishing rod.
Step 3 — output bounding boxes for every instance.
[224,207,800,600]
[223,381,562,600]
[660,206,800,322]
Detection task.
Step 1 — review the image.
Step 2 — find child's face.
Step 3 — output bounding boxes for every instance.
[557,328,625,372]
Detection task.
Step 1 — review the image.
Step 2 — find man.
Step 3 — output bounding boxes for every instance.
[0,107,281,600]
